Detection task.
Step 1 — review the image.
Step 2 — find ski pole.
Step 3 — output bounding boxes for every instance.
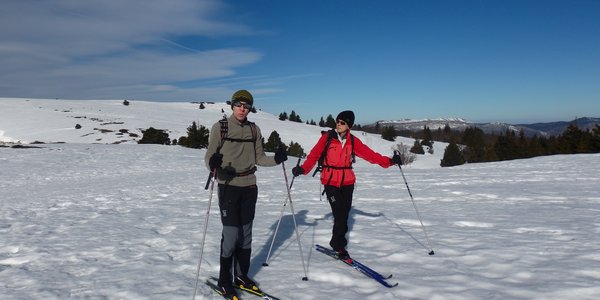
[192,169,217,300]
[282,159,309,280]
[394,151,435,256]
[262,158,301,267]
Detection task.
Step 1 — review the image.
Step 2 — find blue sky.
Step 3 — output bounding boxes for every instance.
[1,0,599,124]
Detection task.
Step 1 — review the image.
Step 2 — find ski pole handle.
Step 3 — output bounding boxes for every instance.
[204,169,216,190]
[289,157,301,189]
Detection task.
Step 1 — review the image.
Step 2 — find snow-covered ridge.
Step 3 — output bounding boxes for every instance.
[372,117,600,137]
[0,97,446,169]
[380,117,469,124]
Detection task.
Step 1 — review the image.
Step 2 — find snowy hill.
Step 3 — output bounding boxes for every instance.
[2,97,599,300]
[0,97,445,169]
[1,142,599,299]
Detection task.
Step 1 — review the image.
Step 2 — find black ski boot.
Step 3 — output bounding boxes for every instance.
[234,275,260,292]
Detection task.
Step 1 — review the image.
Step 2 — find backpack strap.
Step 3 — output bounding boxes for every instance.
[217,117,229,152]
[350,133,356,163]
[312,130,334,177]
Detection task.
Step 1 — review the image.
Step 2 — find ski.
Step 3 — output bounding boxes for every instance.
[205,279,240,300]
[315,244,398,288]
[209,276,280,300]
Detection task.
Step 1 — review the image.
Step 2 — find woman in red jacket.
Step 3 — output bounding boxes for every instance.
[292,110,402,260]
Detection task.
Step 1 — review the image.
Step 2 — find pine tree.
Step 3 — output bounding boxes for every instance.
[264,131,286,152]
[590,124,600,152]
[287,141,305,158]
[326,114,336,128]
[381,126,397,141]
[410,139,425,154]
[178,121,209,149]
[138,127,170,145]
[421,126,433,148]
[319,117,326,127]
[494,129,519,160]
[289,111,298,122]
[440,142,465,167]
[462,127,486,162]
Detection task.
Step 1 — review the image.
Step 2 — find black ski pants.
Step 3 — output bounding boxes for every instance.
[324,184,354,251]
[217,184,258,286]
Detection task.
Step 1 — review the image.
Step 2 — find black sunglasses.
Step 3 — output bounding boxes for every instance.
[232,101,252,110]
[337,119,347,126]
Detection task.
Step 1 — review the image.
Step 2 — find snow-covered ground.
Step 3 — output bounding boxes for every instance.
[1,98,599,299]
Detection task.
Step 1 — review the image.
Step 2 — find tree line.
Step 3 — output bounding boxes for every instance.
[138,121,306,158]
[410,123,600,167]
[139,111,599,168]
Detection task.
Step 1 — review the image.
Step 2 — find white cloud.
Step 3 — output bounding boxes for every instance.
[0,0,261,100]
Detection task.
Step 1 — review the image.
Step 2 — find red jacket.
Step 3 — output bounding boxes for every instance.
[300,130,393,187]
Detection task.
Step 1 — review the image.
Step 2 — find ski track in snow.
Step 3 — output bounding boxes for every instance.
[1,144,599,299]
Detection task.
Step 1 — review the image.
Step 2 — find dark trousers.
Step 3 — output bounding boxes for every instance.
[324,184,354,250]
[217,184,258,286]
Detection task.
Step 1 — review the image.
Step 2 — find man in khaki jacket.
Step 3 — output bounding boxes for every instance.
[205,90,287,299]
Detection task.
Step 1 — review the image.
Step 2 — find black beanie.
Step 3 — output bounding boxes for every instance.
[336,110,355,128]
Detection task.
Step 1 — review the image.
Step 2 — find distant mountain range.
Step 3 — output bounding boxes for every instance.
[365,117,600,137]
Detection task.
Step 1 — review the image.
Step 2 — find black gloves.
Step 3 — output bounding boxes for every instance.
[390,152,403,166]
[292,166,305,177]
[209,153,223,170]
[274,148,288,164]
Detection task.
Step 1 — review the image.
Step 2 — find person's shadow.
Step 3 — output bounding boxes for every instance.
[251,207,385,278]
[250,209,316,277]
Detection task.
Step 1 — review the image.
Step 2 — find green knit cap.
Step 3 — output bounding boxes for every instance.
[231,90,253,106]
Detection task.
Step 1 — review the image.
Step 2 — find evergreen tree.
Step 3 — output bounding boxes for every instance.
[421,126,434,148]
[319,117,326,127]
[517,129,531,157]
[441,142,465,167]
[381,126,397,141]
[279,112,288,121]
[526,135,541,157]
[138,127,170,145]
[441,124,453,142]
[559,123,587,153]
[326,114,336,128]
[462,127,487,162]
[289,111,298,122]
[264,130,286,152]
[287,141,305,158]
[494,129,519,160]
[591,125,600,152]
[178,121,209,149]
[410,139,425,154]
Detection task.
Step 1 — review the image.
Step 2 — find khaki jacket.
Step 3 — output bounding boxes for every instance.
[205,114,277,186]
